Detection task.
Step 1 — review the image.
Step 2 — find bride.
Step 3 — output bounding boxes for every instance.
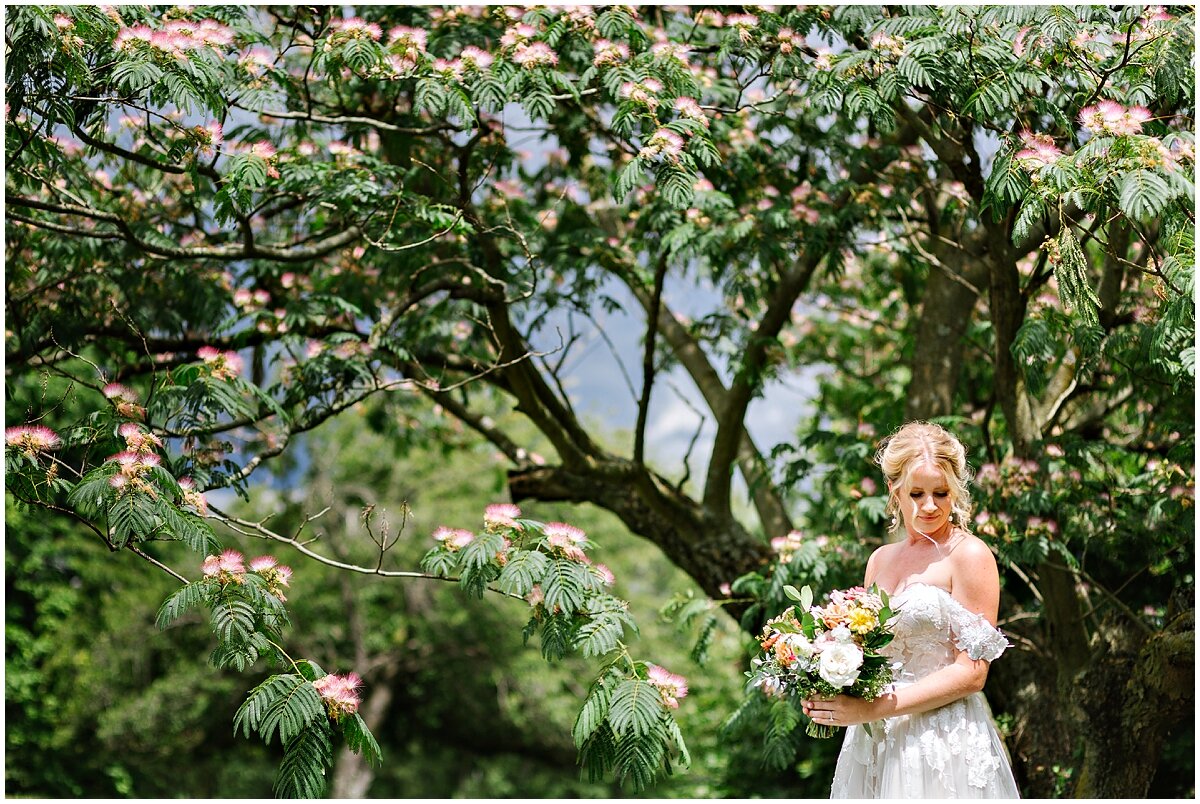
[802,422,1021,798]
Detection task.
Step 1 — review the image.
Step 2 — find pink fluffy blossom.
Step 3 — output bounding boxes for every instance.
[1015,130,1063,169]
[1079,100,1152,136]
[592,39,629,67]
[484,503,522,529]
[219,549,245,574]
[433,526,476,550]
[639,128,686,162]
[5,424,62,455]
[646,664,689,709]
[103,382,137,402]
[459,45,494,71]
[512,41,558,69]
[249,555,278,572]
[313,672,362,717]
[328,17,382,41]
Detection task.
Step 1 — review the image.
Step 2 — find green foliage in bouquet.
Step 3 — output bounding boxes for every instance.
[748,584,897,740]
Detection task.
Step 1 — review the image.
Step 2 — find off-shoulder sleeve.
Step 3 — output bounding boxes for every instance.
[948,604,1011,662]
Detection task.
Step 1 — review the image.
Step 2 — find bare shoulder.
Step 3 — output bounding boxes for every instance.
[949,531,1000,619]
[863,541,896,586]
[952,531,999,573]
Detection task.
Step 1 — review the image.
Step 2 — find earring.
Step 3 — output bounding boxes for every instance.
[949,510,960,525]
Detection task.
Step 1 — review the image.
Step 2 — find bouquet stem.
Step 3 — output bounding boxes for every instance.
[805,719,840,739]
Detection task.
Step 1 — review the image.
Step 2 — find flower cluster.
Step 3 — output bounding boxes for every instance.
[325,16,382,45]
[5,424,62,457]
[194,120,223,158]
[113,18,234,56]
[386,24,427,74]
[177,476,208,515]
[638,128,685,163]
[646,663,689,709]
[769,530,812,563]
[483,502,521,530]
[620,78,662,112]
[1079,100,1153,137]
[1015,130,1063,170]
[313,672,362,719]
[197,345,244,380]
[201,549,292,599]
[103,382,145,419]
[428,505,616,607]
[749,585,897,738]
[592,39,629,67]
[107,446,162,493]
[512,41,558,69]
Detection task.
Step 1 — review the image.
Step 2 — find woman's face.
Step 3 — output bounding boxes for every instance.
[898,461,953,536]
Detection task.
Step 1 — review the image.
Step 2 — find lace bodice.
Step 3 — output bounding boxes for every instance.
[883,583,1011,683]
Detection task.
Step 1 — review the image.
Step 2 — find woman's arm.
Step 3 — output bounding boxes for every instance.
[804,536,1001,726]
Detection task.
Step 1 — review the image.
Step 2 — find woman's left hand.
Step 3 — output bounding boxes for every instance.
[801,694,878,727]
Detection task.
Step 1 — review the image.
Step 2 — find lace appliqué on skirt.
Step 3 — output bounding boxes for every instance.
[829,584,1020,799]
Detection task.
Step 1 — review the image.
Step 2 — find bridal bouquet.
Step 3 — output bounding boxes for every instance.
[749,584,898,738]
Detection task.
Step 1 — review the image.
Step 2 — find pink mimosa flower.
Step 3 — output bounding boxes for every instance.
[219,549,245,574]
[102,382,137,402]
[646,664,689,708]
[249,555,278,572]
[313,672,362,717]
[484,503,522,529]
[459,45,494,71]
[202,555,222,576]
[5,424,62,454]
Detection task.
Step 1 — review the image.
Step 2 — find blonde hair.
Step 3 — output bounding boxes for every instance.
[875,421,973,535]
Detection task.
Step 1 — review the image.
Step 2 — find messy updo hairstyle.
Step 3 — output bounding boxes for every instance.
[875,421,973,535]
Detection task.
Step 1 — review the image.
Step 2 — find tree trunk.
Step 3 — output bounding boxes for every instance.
[329,666,397,798]
[1073,609,1195,797]
[905,248,985,420]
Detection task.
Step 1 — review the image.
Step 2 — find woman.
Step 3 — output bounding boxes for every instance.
[803,421,1021,798]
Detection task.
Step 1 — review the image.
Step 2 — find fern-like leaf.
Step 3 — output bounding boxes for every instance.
[607,679,664,738]
[274,721,333,798]
[498,548,549,596]
[573,681,612,749]
[156,580,213,629]
[342,713,382,766]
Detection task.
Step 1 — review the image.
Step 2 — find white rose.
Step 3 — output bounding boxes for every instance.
[818,642,864,688]
[830,624,854,643]
[781,632,816,659]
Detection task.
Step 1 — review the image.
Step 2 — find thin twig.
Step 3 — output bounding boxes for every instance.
[208,505,526,601]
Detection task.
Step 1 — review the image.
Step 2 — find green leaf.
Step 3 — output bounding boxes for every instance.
[1118,169,1172,221]
[460,530,504,570]
[574,614,623,658]
[274,721,333,798]
[497,548,549,596]
[541,558,585,613]
[342,713,382,766]
[573,681,612,749]
[156,580,213,629]
[607,679,664,738]
[539,611,573,661]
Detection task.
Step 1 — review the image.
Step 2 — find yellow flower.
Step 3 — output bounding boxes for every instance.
[846,607,877,634]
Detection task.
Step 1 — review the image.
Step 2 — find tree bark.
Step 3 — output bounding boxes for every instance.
[329,668,396,798]
[905,245,986,420]
[1072,609,1195,797]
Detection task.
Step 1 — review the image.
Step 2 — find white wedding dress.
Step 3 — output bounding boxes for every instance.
[830,582,1021,798]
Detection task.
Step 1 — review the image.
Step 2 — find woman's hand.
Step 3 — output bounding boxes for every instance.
[801,694,881,727]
